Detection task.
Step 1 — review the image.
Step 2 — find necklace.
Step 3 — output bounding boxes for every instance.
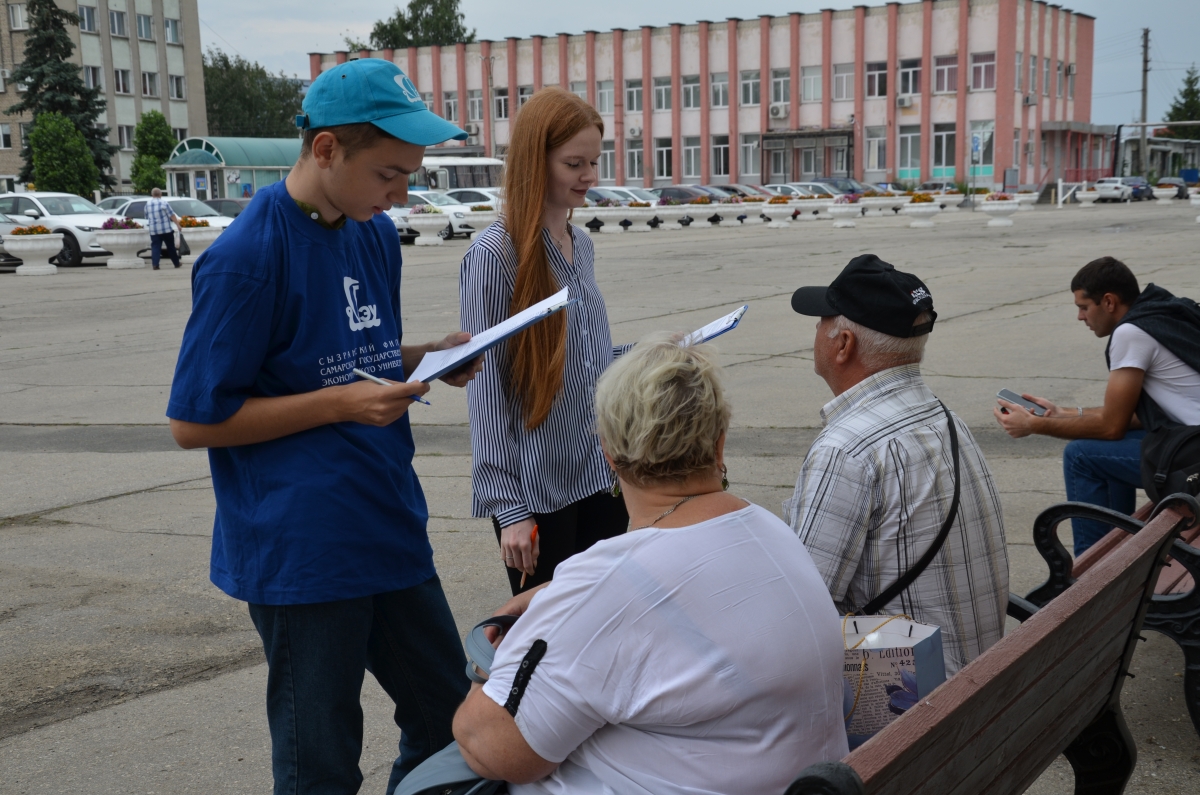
[549,222,571,256]
[631,494,701,532]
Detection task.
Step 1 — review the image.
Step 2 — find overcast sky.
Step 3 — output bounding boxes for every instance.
[196,0,1198,125]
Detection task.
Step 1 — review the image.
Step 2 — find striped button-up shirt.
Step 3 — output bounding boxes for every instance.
[144,197,176,236]
[460,218,627,527]
[784,364,1008,676]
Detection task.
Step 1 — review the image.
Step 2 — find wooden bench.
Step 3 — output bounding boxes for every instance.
[784,496,1196,795]
[1022,499,1200,738]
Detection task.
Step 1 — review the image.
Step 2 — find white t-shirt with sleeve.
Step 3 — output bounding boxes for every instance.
[481,503,850,795]
[1109,323,1200,426]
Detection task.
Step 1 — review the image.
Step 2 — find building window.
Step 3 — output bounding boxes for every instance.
[467,89,482,121]
[833,147,847,174]
[136,13,154,40]
[711,135,729,176]
[654,77,671,111]
[168,75,185,100]
[1056,61,1063,97]
[802,66,822,103]
[113,69,132,94]
[164,18,182,44]
[0,124,11,149]
[970,120,994,174]
[740,70,760,106]
[78,5,97,33]
[682,75,700,109]
[626,138,643,180]
[1015,52,1023,93]
[569,81,586,100]
[109,10,127,37]
[1041,132,1048,167]
[682,136,700,178]
[801,146,817,175]
[597,80,614,113]
[710,73,728,108]
[443,91,458,122]
[1029,56,1038,98]
[117,125,135,150]
[83,66,103,90]
[865,126,886,171]
[1043,57,1051,96]
[932,123,956,177]
[865,62,887,98]
[1013,129,1021,168]
[173,127,188,141]
[971,53,996,91]
[1068,67,1075,100]
[625,79,642,113]
[833,64,854,101]
[898,125,921,175]
[654,137,672,178]
[899,59,920,95]
[770,69,790,105]
[494,87,509,119]
[142,71,159,97]
[739,134,759,176]
[421,92,435,111]
[8,4,27,30]
[518,86,533,108]
[599,140,615,180]
[934,56,958,94]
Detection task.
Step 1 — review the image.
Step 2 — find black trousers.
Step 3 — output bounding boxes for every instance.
[492,490,628,595]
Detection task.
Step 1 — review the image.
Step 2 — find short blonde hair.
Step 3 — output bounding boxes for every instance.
[594,333,732,485]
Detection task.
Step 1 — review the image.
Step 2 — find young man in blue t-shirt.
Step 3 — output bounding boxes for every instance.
[167,60,479,794]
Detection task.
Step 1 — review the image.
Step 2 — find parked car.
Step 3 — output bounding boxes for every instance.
[811,177,877,194]
[1154,177,1189,199]
[613,186,661,203]
[722,184,775,197]
[584,187,633,205]
[1094,177,1134,203]
[0,192,117,266]
[653,185,710,203]
[788,182,841,198]
[386,191,476,241]
[916,180,958,195]
[1123,176,1154,201]
[761,184,816,197]
[115,197,236,229]
[444,187,502,207]
[205,197,255,218]
[97,194,149,212]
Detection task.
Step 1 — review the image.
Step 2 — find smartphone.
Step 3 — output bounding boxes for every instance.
[997,389,1046,417]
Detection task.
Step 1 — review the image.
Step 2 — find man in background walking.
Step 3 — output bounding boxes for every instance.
[145,187,181,269]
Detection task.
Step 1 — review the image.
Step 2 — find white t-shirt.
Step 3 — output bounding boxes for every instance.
[1109,323,1200,426]
[482,504,849,795]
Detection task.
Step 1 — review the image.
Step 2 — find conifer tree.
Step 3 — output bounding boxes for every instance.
[1164,66,1200,141]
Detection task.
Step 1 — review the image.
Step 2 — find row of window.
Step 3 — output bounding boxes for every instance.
[1015,52,1076,99]
[82,66,186,100]
[615,134,762,180]
[8,4,183,43]
[0,122,186,151]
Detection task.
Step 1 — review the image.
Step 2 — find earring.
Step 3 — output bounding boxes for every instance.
[720,464,729,491]
[611,476,621,498]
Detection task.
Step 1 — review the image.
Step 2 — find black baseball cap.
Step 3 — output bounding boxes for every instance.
[791,254,937,338]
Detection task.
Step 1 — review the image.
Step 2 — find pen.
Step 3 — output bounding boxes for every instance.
[351,367,432,405]
[519,524,539,589]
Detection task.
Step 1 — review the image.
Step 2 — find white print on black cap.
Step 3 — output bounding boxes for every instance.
[910,287,931,305]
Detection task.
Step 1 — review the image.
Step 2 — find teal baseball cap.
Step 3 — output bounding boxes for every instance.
[297,59,467,146]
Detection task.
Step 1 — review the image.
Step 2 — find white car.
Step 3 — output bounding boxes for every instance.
[97,195,150,212]
[610,186,660,203]
[114,197,236,229]
[387,191,477,241]
[444,187,502,209]
[762,184,819,198]
[0,192,116,266]
[1094,178,1133,203]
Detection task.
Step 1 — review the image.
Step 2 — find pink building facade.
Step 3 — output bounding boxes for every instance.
[311,0,1113,190]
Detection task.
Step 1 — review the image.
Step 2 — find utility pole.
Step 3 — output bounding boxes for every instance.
[1138,28,1150,176]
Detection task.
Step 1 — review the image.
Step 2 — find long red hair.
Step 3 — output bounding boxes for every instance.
[503,87,603,429]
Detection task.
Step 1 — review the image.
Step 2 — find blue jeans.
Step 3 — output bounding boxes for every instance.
[1062,430,1146,556]
[150,231,180,268]
[248,576,469,795]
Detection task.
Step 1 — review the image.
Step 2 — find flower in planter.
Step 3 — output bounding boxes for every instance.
[594,197,622,207]
[742,196,765,203]
[986,192,1013,201]
[833,193,861,204]
[690,196,712,205]
[408,205,443,215]
[767,195,791,205]
[101,217,143,230]
[909,193,935,204]
[179,216,211,227]
[1017,190,1034,194]
[657,197,683,206]
[861,190,880,198]
[718,195,743,204]
[11,224,53,235]
[1156,183,1175,190]
[470,204,495,212]
[944,190,962,195]
[628,201,651,207]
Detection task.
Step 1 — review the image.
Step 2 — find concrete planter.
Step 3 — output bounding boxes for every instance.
[623,206,656,232]
[902,204,942,228]
[827,203,862,228]
[737,202,767,224]
[655,205,691,230]
[1152,187,1177,205]
[407,213,451,246]
[6,233,63,276]
[939,195,964,212]
[762,203,794,228]
[583,207,625,234]
[1015,193,1038,211]
[466,210,498,232]
[97,228,150,269]
[180,226,223,264]
[980,200,1020,227]
[792,200,824,220]
[860,196,907,217]
[1191,194,1200,223]
[1076,191,1100,208]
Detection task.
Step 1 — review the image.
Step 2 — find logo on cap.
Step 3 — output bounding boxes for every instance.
[910,287,931,305]
[394,74,421,103]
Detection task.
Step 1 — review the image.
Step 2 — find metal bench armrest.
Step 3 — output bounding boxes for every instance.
[1007,593,1040,622]
[785,761,865,795]
[1025,502,1145,608]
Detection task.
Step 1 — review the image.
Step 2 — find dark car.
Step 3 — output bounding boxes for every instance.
[655,185,709,203]
[205,197,254,217]
[812,176,877,194]
[1155,177,1189,200]
[694,185,737,199]
[1123,176,1153,201]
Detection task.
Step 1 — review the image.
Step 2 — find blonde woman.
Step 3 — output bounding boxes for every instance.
[453,335,849,794]
[460,88,628,594]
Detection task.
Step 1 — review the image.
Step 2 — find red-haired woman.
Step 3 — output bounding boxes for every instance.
[460,87,628,595]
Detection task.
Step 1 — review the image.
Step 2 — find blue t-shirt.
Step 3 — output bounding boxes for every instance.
[167,180,434,605]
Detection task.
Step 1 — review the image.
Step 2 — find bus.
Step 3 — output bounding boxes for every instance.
[409,156,504,192]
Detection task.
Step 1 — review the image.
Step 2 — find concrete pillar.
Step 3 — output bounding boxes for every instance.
[614,29,626,184]
[672,24,683,184]
[699,21,711,184]
[727,18,740,184]
[642,26,654,187]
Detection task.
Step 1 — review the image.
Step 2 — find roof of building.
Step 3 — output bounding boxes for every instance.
[164,137,302,170]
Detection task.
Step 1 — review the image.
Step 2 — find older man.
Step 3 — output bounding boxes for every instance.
[785,254,1008,676]
[145,187,181,270]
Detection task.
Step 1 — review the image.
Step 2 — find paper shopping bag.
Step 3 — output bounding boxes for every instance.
[842,615,945,749]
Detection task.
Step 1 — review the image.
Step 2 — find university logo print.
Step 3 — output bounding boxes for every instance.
[344,277,381,331]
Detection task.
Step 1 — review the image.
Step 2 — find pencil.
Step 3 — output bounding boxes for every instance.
[519,524,538,589]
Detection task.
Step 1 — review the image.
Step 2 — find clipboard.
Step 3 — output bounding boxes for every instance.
[682,305,749,347]
[407,288,575,383]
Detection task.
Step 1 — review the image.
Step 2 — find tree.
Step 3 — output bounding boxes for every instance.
[1163,65,1200,141]
[203,49,304,138]
[8,0,117,188]
[369,0,475,50]
[130,111,175,193]
[30,112,100,196]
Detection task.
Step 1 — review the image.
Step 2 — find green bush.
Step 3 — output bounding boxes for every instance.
[131,153,166,193]
[29,111,100,196]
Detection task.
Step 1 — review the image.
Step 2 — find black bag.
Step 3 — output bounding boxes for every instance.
[1141,425,1200,503]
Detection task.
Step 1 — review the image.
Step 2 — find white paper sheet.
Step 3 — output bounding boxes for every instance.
[407,288,572,383]
[682,305,748,347]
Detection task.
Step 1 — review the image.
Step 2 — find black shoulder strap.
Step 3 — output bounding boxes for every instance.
[859,400,961,616]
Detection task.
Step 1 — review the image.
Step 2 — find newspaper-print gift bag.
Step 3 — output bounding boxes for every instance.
[842,615,946,750]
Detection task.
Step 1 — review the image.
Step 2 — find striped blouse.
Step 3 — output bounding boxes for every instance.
[459,217,627,527]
